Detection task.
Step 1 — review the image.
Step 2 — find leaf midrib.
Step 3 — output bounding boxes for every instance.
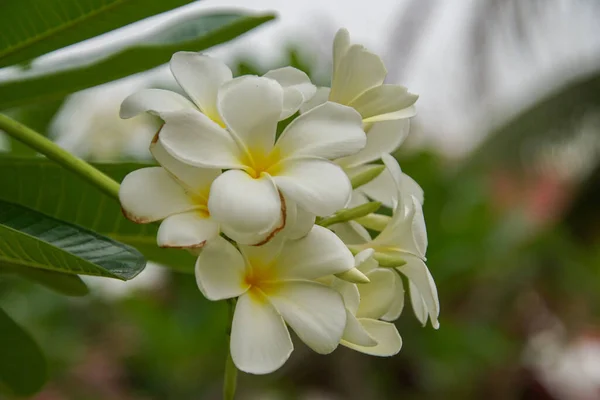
[0,0,130,61]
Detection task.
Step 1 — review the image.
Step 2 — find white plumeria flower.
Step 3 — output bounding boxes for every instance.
[119,139,222,248]
[327,250,402,356]
[121,53,365,243]
[195,225,355,374]
[280,28,418,177]
[334,155,439,328]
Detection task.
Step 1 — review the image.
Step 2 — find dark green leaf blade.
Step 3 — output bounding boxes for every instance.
[0,308,47,397]
[0,12,275,110]
[0,200,146,279]
[0,157,195,273]
[0,0,194,68]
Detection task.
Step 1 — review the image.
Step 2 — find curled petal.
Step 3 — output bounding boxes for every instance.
[276,102,365,160]
[120,88,195,118]
[398,256,439,329]
[170,52,232,122]
[275,225,354,280]
[273,158,351,217]
[359,165,424,209]
[157,212,219,248]
[279,194,315,240]
[208,170,282,235]
[217,75,282,156]
[342,310,377,347]
[231,292,293,375]
[381,271,405,322]
[330,45,386,105]
[356,269,396,319]
[267,280,346,354]
[119,167,194,223]
[330,221,371,245]
[158,109,245,169]
[150,140,221,194]
[194,236,248,301]
[331,278,360,314]
[342,319,402,356]
[363,106,417,124]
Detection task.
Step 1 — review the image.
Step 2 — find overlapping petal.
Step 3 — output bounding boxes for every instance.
[299,86,330,114]
[342,319,402,356]
[120,88,196,118]
[231,292,293,375]
[276,102,365,160]
[273,158,352,216]
[158,109,245,169]
[157,212,219,248]
[381,272,405,322]
[217,76,283,155]
[348,84,418,121]
[343,311,377,347]
[398,256,439,329]
[275,225,354,280]
[356,269,396,319]
[170,52,232,122]
[208,170,282,235]
[119,167,194,223]
[263,67,317,119]
[267,280,346,354]
[194,236,249,301]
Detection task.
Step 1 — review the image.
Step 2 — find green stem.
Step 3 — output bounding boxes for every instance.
[0,113,120,200]
[317,201,381,228]
[224,299,238,400]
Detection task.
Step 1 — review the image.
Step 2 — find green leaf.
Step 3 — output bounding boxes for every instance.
[0,12,275,110]
[0,0,194,68]
[0,264,89,296]
[0,157,195,273]
[0,308,47,397]
[0,199,146,279]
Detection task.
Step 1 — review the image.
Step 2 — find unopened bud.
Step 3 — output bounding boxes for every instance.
[318,201,381,227]
[355,214,392,231]
[335,268,371,284]
[349,165,385,189]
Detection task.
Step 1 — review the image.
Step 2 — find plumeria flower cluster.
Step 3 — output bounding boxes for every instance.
[118,28,439,375]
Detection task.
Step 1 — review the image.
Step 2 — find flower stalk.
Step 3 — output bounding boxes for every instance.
[0,113,120,200]
[224,298,238,400]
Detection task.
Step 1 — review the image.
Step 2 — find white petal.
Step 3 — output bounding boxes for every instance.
[331,278,360,314]
[342,309,377,347]
[208,170,282,234]
[275,225,354,280]
[273,158,351,216]
[409,280,428,326]
[119,167,194,223]
[359,164,424,209]
[120,88,195,119]
[299,86,330,114]
[170,52,232,122]
[342,319,402,356]
[217,75,282,155]
[264,67,317,119]
[399,256,439,329]
[158,109,245,169]
[267,280,346,354]
[381,153,404,195]
[332,28,351,76]
[363,105,417,124]
[279,194,316,240]
[150,140,221,193]
[330,221,371,245]
[348,85,418,120]
[355,249,377,273]
[220,224,282,247]
[231,292,293,374]
[372,196,427,259]
[356,269,396,319]
[194,236,248,301]
[381,271,405,322]
[157,212,219,248]
[276,102,365,160]
[329,45,386,105]
[337,119,410,168]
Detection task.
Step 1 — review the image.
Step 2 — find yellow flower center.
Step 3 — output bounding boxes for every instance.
[242,147,282,179]
[243,259,280,302]
[190,187,211,218]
